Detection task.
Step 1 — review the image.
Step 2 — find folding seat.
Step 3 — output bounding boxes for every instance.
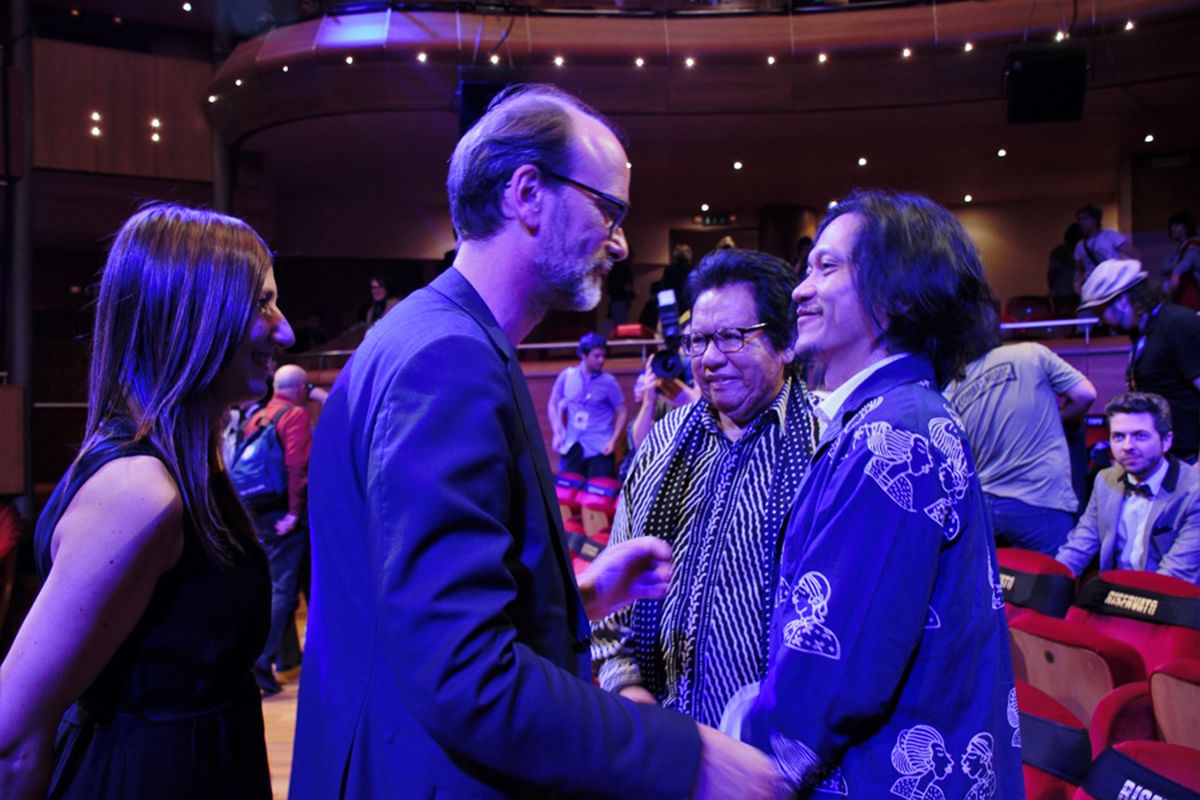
[1067,570,1200,676]
[1149,658,1200,750]
[1008,610,1145,724]
[1072,741,1200,799]
[1016,680,1092,800]
[555,471,586,525]
[997,547,1076,622]
[579,477,621,537]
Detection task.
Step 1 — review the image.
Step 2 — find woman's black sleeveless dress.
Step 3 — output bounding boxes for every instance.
[34,435,272,799]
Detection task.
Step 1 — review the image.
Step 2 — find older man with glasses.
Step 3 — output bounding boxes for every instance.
[592,248,815,729]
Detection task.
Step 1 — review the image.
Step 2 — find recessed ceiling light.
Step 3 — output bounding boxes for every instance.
[90,126,102,137]
[767,56,776,66]
[554,56,564,67]
[700,203,710,212]
[1055,30,1067,42]
[685,57,695,68]
[282,65,289,72]
[1144,133,1155,143]
[635,57,645,68]
[345,56,354,65]
[207,94,217,103]
[151,132,161,142]
[818,52,828,64]
[182,2,192,11]
[827,200,838,210]
[964,194,973,203]
[417,52,427,63]
[234,78,243,86]
[996,148,1007,157]
[150,117,161,128]
[963,42,974,52]
[901,47,912,58]
[1125,20,1135,31]
[489,54,500,65]
[90,111,101,122]
[733,161,743,171]
[857,157,868,167]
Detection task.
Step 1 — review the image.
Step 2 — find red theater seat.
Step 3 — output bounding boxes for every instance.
[1009,611,1145,724]
[579,477,620,537]
[997,547,1077,621]
[1090,681,1157,754]
[1073,741,1200,799]
[1067,571,1200,676]
[1016,680,1092,800]
[555,472,586,524]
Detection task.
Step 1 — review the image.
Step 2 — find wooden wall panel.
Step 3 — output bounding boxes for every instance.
[0,387,26,496]
[33,39,213,183]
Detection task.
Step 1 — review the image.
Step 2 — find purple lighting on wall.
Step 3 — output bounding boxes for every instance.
[317,11,389,48]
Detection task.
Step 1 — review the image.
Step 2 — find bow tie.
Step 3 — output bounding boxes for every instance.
[1125,479,1153,499]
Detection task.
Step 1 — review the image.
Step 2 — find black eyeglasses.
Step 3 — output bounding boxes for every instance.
[683,323,769,356]
[539,167,629,237]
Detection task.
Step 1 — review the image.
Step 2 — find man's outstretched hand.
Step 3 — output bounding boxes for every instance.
[577,537,672,620]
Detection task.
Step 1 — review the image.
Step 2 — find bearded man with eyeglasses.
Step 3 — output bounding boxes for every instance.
[592,248,815,728]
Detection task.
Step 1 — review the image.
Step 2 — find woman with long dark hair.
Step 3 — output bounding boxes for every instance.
[0,203,293,798]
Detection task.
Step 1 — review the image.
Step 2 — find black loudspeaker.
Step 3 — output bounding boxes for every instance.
[1004,43,1087,124]
[458,78,510,135]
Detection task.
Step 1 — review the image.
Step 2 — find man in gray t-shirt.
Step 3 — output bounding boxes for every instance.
[946,342,1097,553]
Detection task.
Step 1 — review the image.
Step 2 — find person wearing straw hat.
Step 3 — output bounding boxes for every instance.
[1079,258,1200,461]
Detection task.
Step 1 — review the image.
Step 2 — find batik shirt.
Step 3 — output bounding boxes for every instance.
[591,378,814,727]
[739,355,1024,799]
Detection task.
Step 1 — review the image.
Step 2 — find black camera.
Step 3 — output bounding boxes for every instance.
[650,289,685,380]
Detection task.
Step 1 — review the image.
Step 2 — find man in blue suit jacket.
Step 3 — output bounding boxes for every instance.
[1057,391,1200,583]
[291,84,785,799]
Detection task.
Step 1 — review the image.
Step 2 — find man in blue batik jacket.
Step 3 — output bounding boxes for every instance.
[729,190,1026,797]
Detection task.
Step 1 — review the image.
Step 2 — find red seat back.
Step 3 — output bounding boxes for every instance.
[1073,741,1200,799]
[1017,679,1091,797]
[998,547,1077,620]
[1067,571,1200,675]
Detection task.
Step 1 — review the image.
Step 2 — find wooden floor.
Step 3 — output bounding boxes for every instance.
[262,665,301,798]
[261,602,305,799]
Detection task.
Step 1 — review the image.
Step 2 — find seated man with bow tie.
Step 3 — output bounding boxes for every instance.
[1056,391,1200,583]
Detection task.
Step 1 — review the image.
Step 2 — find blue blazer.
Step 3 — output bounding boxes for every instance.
[291,269,700,799]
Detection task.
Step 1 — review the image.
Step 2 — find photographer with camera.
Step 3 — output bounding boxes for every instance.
[627,289,701,456]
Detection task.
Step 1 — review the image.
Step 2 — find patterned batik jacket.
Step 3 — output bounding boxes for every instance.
[740,355,1025,799]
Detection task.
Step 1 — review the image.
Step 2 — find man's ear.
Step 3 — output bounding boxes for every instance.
[507,164,547,233]
[1163,431,1174,453]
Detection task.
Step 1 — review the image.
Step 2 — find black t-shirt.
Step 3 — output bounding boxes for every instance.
[1132,303,1200,457]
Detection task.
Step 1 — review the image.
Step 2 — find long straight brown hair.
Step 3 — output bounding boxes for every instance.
[76,203,270,565]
